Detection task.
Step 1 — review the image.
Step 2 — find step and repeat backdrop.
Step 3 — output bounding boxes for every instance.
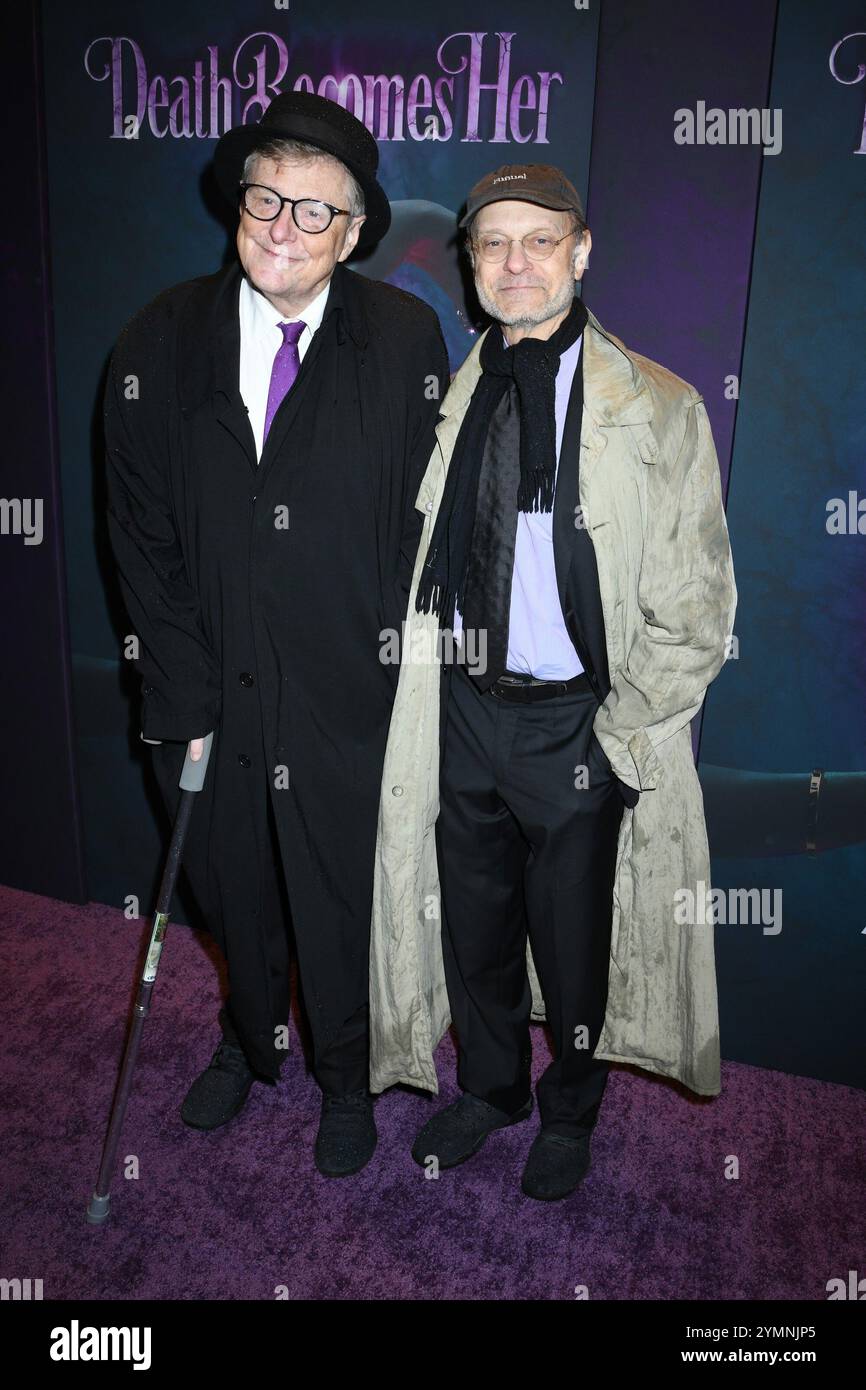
[39,0,865,1087]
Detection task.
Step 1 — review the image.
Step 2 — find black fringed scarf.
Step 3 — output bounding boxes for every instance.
[415,294,588,634]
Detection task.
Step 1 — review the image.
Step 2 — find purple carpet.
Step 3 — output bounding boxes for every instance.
[1,884,863,1301]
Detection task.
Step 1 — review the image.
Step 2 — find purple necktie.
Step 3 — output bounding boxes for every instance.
[263,319,306,442]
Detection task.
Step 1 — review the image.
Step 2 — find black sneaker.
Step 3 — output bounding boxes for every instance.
[314,1090,377,1177]
[520,1130,592,1201]
[180,1037,256,1131]
[411,1093,533,1170]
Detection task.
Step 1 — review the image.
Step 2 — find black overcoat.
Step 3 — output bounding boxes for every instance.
[104,257,449,1078]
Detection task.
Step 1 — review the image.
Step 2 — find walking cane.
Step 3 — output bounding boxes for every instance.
[86,732,214,1225]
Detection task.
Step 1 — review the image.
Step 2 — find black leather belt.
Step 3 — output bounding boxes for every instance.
[486,669,593,702]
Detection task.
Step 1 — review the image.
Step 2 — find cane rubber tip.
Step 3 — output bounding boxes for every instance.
[86,1193,111,1224]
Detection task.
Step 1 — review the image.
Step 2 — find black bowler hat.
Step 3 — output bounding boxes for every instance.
[214,91,391,248]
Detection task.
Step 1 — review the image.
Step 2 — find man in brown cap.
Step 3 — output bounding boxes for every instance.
[372,163,735,1200]
[105,93,449,1177]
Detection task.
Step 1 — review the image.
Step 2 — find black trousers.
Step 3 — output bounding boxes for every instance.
[152,737,370,1095]
[436,662,625,1138]
[219,775,370,1097]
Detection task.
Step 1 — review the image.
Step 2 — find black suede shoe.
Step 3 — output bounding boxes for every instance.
[520,1130,592,1201]
[314,1090,377,1177]
[411,1093,533,1170]
[180,1037,256,1131]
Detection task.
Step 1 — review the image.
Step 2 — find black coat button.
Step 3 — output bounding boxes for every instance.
[238,754,251,768]
[239,672,254,687]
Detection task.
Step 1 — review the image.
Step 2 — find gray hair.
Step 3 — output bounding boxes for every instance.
[569,208,589,242]
[242,139,365,218]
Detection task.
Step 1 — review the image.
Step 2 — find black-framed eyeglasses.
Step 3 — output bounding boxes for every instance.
[239,182,353,233]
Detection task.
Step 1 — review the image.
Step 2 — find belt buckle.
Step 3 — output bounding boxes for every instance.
[491,674,521,701]
[489,675,518,703]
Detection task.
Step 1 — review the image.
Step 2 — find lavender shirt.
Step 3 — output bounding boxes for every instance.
[454,333,585,679]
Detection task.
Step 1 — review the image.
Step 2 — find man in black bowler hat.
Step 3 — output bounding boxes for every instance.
[104,93,449,1176]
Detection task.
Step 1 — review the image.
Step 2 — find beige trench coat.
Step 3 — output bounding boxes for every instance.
[369,306,737,1099]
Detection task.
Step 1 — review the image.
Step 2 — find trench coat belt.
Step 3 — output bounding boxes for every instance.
[485,669,594,703]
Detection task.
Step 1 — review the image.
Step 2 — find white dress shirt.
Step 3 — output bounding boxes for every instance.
[238,273,331,461]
